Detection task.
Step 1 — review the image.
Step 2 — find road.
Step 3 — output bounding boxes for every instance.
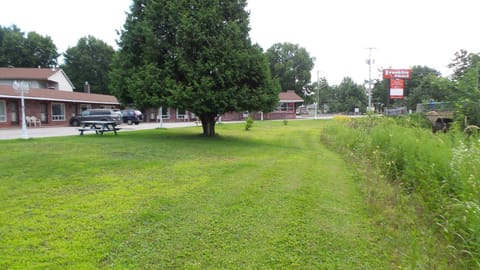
[0,115,358,140]
[0,122,200,140]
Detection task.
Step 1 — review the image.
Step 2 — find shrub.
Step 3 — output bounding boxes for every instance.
[245,116,253,131]
[321,116,480,267]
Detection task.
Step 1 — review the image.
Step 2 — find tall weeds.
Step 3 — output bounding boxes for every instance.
[321,115,480,268]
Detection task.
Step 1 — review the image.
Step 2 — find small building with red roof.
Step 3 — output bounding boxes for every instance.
[215,90,304,122]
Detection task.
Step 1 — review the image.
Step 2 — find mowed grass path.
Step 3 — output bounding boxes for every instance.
[1,120,388,269]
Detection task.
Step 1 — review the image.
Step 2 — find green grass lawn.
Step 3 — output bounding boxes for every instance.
[0,120,433,268]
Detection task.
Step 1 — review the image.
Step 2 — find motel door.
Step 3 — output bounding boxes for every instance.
[40,103,48,124]
[7,101,18,125]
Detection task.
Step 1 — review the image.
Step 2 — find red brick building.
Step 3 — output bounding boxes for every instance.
[0,67,305,128]
[0,67,119,128]
[142,90,304,123]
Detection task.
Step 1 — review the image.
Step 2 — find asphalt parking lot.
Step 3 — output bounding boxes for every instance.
[0,122,199,140]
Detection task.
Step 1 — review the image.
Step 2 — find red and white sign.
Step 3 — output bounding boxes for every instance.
[390,78,404,99]
[383,69,411,79]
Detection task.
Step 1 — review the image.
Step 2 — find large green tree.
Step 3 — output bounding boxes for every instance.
[0,25,58,67]
[448,50,480,126]
[371,79,389,110]
[448,49,480,82]
[62,36,115,94]
[372,65,451,111]
[406,77,452,111]
[403,66,450,110]
[111,0,279,136]
[265,42,315,97]
[331,77,367,113]
[404,65,441,96]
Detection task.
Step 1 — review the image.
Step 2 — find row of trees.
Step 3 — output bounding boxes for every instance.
[0,21,368,117]
[0,7,317,137]
[0,25,316,99]
[369,50,480,126]
[0,26,313,91]
[0,25,59,68]
[2,0,479,130]
[0,25,115,94]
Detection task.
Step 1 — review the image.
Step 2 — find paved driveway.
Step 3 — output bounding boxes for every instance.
[0,122,200,140]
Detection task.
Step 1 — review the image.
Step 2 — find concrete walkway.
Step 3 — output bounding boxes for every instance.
[0,122,200,140]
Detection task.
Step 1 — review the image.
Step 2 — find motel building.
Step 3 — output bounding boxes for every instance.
[0,67,304,129]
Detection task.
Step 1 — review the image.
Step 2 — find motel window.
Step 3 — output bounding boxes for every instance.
[51,103,66,121]
[0,100,5,122]
[176,108,186,120]
[80,104,91,111]
[155,106,170,121]
[276,102,295,112]
[162,107,170,119]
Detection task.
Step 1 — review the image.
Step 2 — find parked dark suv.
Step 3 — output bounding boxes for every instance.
[69,108,123,126]
[121,109,143,125]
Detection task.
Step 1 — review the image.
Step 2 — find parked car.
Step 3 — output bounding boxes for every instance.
[296,106,308,115]
[121,109,143,125]
[69,108,123,126]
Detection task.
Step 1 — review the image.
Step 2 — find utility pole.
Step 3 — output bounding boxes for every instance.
[366,47,375,112]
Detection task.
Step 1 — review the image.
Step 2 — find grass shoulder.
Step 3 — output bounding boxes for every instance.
[0,119,451,268]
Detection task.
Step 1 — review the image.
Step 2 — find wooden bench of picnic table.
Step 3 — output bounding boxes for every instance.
[78,121,121,136]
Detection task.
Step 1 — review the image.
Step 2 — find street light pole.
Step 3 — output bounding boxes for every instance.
[13,80,30,139]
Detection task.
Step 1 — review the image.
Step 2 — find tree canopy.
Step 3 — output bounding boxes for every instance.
[332,77,367,113]
[447,50,480,126]
[448,49,480,82]
[62,36,115,94]
[111,0,279,136]
[265,42,315,97]
[403,66,451,110]
[0,25,59,68]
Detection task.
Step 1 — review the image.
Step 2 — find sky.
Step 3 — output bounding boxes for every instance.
[1,0,479,85]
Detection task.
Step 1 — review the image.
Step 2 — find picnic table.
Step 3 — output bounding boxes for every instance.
[78,121,121,136]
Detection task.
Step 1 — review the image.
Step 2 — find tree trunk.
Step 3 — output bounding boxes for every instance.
[199,113,217,137]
